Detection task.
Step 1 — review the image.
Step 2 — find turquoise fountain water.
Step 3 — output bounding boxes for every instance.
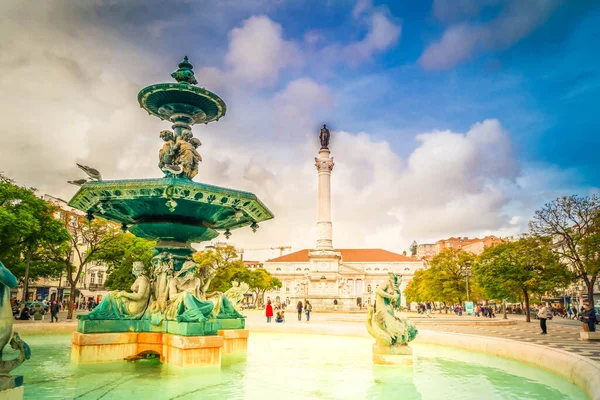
[9,333,586,400]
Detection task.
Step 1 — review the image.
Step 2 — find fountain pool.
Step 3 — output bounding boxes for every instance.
[8,332,586,400]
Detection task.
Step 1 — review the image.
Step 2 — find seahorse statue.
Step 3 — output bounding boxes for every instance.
[0,261,31,375]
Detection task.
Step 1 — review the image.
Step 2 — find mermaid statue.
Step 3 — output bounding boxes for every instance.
[366,272,417,346]
[88,261,151,320]
[0,261,31,379]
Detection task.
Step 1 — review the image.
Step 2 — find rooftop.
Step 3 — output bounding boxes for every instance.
[265,248,417,263]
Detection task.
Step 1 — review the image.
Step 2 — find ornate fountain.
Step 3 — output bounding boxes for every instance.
[68,57,273,367]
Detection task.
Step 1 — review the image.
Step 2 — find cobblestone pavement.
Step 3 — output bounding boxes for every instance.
[425,319,600,363]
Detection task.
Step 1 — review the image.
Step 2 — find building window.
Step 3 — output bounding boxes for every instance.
[90,273,95,285]
[276,268,281,271]
[296,268,301,271]
[97,272,104,284]
[367,284,372,293]
[366,268,371,271]
[304,268,310,271]
[374,268,380,271]
[404,267,410,271]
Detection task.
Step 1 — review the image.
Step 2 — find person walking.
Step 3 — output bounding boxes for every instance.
[583,303,597,332]
[425,301,432,318]
[296,300,303,321]
[50,300,60,323]
[333,299,338,311]
[265,299,273,323]
[305,300,312,322]
[538,303,548,334]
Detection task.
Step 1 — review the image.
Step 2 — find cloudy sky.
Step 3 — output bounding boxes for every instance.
[1,0,599,259]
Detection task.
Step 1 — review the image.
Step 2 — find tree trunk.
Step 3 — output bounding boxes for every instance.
[67,281,76,319]
[21,249,32,305]
[586,276,596,305]
[523,289,530,323]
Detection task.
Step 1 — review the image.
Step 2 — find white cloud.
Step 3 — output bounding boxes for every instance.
[225,16,302,87]
[343,11,402,64]
[420,0,560,70]
[0,0,591,260]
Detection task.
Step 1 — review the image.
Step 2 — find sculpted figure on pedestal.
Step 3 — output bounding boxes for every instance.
[224,281,250,311]
[147,252,174,315]
[88,261,151,320]
[366,272,417,346]
[0,262,30,375]
[319,124,331,149]
[164,259,214,323]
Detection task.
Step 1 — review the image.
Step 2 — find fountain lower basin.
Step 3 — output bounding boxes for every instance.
[8,332,588,400]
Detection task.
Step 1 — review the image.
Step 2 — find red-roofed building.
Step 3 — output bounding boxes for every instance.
[263,248,422,309]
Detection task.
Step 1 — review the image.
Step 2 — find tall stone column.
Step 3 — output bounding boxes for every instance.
[315,148,334,250]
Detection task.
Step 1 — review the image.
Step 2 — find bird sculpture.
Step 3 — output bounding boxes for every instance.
[162,164,184,176]
[67,179,88,186]
[76,163,102,181]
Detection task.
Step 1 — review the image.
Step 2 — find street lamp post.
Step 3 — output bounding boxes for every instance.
[503,298,507,319]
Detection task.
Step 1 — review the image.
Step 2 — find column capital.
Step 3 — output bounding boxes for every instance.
[315,157,334,173]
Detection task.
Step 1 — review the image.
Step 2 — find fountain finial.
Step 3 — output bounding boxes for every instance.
[171,56,198,85]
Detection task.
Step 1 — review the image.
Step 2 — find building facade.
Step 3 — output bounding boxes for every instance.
[263,249,422,310]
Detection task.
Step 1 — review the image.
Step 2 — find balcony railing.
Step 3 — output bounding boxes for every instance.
[88,283,105,290]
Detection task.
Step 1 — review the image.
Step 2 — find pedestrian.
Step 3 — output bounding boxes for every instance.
[305,300,312,322]
[50,300,60,323]
[296,300,303,321]
[333,298,338,311]
[265,299,273,323]
[583,303,597,332]
[538,303,548,334]
[426,301,432,318]
[567,307,573,320]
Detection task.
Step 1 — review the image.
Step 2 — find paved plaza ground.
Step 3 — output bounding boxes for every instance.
[15,309,600,364]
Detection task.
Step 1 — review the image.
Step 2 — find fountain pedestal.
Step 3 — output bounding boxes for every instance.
[218,329,249,354]
[372,341,413,365]
[71,331,225,367]
[0,378,24,400]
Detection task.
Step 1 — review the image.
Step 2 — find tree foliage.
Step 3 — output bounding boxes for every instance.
[529,195,600,302]
[404,248,481,308]
[475,236,573,322]
[0,175,70,294]
[193,245,281,306]
[45,213,121,318]
[409,241,418,257]
[98,233,155,291]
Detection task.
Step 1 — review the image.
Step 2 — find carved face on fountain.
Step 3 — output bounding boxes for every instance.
[132,261,146,278]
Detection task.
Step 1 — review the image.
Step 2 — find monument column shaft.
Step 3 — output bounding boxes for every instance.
[315,148,334,250]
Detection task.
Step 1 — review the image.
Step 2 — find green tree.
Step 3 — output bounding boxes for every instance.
[529,195,600,303]
[47,213,120,319]
[409,241,418,257]
[0,175,70,300]
[193,245,248,293]
[426,248,480,307]
[247,268,282,307]
[96,233,155,291]
[475,236,573,322]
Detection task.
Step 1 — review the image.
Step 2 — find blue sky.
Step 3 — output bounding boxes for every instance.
[1,0,599,253]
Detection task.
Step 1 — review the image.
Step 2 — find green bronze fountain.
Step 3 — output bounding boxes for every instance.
[67,57,273,366]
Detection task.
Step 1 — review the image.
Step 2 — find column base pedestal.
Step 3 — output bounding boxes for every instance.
[372,342,413,365]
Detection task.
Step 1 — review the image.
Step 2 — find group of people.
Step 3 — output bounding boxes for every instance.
[537,302,597,334]
[11,299,61,322]
[265,299,312,323]
[475,305,496,318]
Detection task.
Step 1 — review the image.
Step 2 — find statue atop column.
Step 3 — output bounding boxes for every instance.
[319,124,331,149]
